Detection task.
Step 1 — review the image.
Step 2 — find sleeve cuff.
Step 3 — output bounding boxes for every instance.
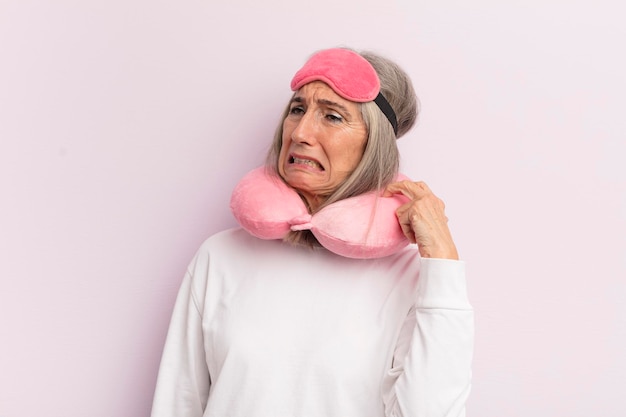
[415,258,472,310]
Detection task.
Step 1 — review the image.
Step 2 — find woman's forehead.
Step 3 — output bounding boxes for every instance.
[293,81,358,108]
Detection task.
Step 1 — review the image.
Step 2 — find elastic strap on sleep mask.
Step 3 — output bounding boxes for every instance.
[373,93,398,136]
[290,48,398,136]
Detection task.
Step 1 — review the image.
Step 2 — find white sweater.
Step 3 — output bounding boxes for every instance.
[151,228,474,417]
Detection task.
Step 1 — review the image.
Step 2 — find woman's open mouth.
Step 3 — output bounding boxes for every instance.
[289,155,324,171]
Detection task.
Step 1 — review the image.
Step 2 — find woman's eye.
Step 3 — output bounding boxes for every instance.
[289,106,304,115]
[326,113,343,123]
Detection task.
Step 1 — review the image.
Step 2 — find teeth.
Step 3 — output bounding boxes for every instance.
[293,157,321,169]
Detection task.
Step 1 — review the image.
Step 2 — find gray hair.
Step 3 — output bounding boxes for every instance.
[266,49,419,247]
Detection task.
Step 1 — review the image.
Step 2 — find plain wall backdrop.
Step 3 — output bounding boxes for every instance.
[1,0,624,416]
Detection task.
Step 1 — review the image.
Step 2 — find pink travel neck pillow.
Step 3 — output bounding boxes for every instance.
[230,167,411,259]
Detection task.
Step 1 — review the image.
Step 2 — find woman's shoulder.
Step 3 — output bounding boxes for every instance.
[202,227,250,246]
[192,228,302,270]
[197,227,276,256]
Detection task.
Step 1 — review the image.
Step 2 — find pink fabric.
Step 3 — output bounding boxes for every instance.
[230,167,411,259]
[290,48,380,102]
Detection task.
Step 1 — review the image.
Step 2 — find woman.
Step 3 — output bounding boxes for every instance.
[151,48,473,417]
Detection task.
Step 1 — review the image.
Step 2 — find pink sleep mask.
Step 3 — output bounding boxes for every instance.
[291,48,380,102]
[290,48,398,135]
[230,167,411,259]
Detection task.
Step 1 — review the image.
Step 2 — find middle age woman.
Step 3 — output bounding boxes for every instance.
[151,47,474,417]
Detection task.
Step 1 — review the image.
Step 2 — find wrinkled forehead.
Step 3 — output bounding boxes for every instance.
[290,48,380,103]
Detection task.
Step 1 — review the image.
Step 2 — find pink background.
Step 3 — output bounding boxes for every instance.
[1,1,624,416]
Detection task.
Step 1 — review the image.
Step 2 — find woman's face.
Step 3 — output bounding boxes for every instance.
[278,81,367,211]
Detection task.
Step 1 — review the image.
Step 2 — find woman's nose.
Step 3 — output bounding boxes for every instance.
[291,111,319,145]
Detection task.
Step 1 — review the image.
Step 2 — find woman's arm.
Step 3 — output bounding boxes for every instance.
[151,268,210,417]
[383,181,474,416]
[382,258,474,417]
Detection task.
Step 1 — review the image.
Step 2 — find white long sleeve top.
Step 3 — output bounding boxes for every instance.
[151,228,473,417]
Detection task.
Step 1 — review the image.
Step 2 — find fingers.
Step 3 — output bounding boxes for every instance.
[384,180,432,200]
[385,180,458,259]
[387,181,446,215]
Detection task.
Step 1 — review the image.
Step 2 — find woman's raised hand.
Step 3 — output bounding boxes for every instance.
[385,181,459,260]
